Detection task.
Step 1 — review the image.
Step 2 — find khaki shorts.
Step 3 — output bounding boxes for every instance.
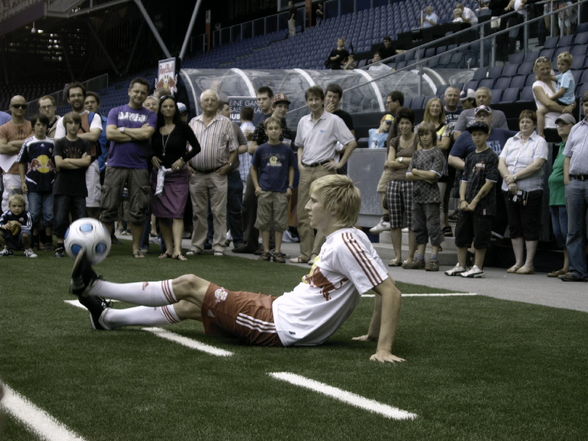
[100,167,150,224]
[201,283,283,347]
[255,191,288,232]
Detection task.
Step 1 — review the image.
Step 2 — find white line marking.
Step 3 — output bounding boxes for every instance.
[1,383,88,441]
[362,293,478,298]
[64,300,233,357]
[142,327,233,357]
[268,372,417,421]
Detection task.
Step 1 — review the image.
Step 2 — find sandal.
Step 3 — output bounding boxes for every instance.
[173,254,187,261]
[132,250,145,258]
[515,266,534,275]
[388,258,402,267]
[159,252,172,259]
[506,264,521,273]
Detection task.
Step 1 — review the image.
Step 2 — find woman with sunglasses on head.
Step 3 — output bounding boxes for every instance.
[532,56,575,143]
[151,96,201,261]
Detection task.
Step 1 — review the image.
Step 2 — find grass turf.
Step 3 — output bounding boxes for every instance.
[0,244,586,441]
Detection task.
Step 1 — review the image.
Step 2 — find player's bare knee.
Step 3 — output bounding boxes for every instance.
[173,299,201,321]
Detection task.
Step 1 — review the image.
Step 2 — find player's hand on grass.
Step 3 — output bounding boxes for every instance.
[369,351,405,363]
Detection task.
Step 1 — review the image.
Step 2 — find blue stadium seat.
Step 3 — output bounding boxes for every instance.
[578,22,588,33]
[543,36,558,49]
[518,87,534,102]
[517,61,534,76]
[572,53,586,70]
[570,45,586,58]
[559,35,574,47]
[473,68,488,81]
[479,78,495,89]
[502,63,519,77]
[491,89,503,103]
[580,69,588,85]
[465,79,479,90]
[436,84,449,97]
[500,88,520,103]
[488,65,503,78]
[523,51,540,63]
[509,51,525,64]
[510,75,526,88]
[494,77,511,90]
[539,48,555,60]
[574,31,588,45]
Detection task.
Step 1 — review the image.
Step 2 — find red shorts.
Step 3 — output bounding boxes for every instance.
[201,283,283,347]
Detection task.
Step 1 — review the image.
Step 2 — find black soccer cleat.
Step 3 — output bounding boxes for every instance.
[80,295,111,330]
[70,249,100,297]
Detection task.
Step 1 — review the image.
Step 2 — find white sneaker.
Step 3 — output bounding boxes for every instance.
[460,265,484,278]
[24,248,38,258]
[369,219,391,234]
[445,263,466,276]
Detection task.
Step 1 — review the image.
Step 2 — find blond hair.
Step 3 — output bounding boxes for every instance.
[8,193,26,207]
[557,51,573,66]
[310,175,361,227]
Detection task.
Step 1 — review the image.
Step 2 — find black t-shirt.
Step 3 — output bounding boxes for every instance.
[462,147,499,216]
[379,43,397,60]
[53,137,90,196]
[333,109,354,131]
[152,122,201,168]
[327,48,349,69]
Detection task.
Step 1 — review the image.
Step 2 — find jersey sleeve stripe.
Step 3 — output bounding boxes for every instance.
[342,232,384,287]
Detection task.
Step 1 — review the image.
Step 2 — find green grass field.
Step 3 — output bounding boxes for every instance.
[1,244,587,441]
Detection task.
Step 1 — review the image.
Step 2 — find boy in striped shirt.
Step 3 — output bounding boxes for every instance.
[71,175,405,363]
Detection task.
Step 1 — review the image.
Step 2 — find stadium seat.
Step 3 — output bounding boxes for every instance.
[539,48,555,60]
[518,87,534,102]
[502,63,519,77]
[479,78,495,89]
[570,45,586,58]
[494,77,511,90]
[580,69,588,85]
[436,84,449,97]
[490,89,503,103]
[543,36,558,49]
[465,79,479,91]
[517,61,534,76]
[488,65,503,78]
[473,68,488,81]
[500,87,520,103]
[523,51,540,63]
[510,75,526,88]
[578,22,588,33]
[509,51,525,64]
[573,31,588,45]
[559,35,574,47]
[572,54,586,70]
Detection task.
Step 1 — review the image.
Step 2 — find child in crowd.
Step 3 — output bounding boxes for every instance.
[250,117,296,263]
[445,121,499,278]
[537,52,575,136]
[53,112,92,257]
[368,114,393,148]
[403,122,446,271]
[18,114,55,250]
[0,194,36,257]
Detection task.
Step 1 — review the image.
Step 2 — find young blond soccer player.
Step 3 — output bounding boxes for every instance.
[250,117,296,263]
[403,122,446,271]
[0,194,35,257]
[70,174,405,363]
[537,52,576,137]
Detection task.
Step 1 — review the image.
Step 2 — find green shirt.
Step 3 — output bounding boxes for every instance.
[548,142,566,206]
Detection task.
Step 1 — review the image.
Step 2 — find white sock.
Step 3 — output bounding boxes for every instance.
[89,280,177,306]
[102,305,181,329]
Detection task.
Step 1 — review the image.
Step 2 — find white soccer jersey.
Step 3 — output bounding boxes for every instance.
[272,227,388,346]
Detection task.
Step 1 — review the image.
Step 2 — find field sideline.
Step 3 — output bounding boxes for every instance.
[0,244,586,441]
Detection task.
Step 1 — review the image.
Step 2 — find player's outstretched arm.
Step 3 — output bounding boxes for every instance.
[370,277,405,363]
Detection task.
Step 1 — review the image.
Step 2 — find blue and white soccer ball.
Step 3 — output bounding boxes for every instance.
[64,218,111,264]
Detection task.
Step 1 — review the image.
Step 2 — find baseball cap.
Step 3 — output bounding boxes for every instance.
[177,102,188,113]
[460,88,476,101]
[466,120,490,134]
[474,105,492,115]
[555,113,576,125]
[273,93,291,105]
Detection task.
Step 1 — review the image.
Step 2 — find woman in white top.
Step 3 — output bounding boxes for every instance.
[498,110,548,274]
[532,56,575,142]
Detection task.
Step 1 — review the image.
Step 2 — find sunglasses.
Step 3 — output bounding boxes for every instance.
[11,104,27,109]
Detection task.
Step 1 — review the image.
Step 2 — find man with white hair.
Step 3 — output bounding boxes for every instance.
[187,89,238,256]
[453,87,509,137]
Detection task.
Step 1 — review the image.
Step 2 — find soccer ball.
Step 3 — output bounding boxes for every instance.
[64,218,111,264]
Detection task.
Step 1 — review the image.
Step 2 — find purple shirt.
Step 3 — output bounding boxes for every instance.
[107,104,157,169]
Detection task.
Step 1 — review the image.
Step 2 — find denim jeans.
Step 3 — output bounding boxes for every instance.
[54,194,87,239]
[549,205,568,248]
[28,191,54,227]
[565,179,588,278]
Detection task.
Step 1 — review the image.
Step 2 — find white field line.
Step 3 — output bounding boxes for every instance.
[1,383,88,441]
[64,300,233,357]
[269,372,417,421]
[362,293,478,298]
